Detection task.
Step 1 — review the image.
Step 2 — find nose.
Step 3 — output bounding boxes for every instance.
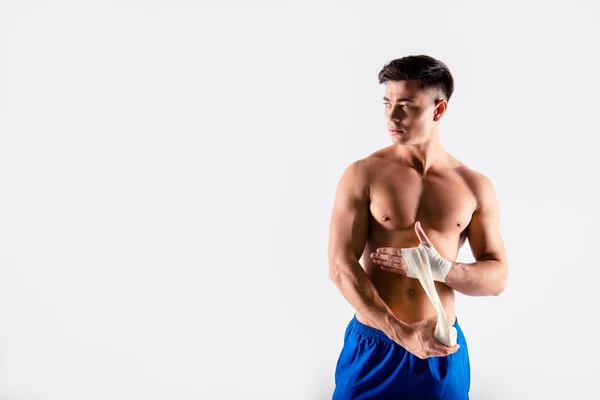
[387,105,405,122]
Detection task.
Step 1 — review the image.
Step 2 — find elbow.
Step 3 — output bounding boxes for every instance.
[493,283,506,296]
[328,258,347,284]
[493,263,509,296]
[329,263,341,283]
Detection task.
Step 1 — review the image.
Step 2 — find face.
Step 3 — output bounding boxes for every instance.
[383,80,446,145]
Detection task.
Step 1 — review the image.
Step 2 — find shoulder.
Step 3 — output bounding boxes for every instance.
[342,146,393,178]
[338,147,393,198]
[457,166,494,189]
[338,158,373,198]
[455,165,498,209]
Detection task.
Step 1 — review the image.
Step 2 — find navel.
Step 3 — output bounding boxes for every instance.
[408,289,415,296]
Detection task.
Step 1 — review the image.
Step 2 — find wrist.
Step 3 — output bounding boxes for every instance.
[383,315,412,345]
[427,246,453,282]
[443,261,460,284]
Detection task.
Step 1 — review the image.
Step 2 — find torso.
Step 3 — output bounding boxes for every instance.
[356,146,479,327]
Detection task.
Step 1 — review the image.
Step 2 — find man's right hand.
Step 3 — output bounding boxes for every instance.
[393,316,460,359]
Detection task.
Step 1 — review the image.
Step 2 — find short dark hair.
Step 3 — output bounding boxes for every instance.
[378,55,454,102]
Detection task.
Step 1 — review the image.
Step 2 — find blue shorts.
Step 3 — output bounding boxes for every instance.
[333,315,470,400]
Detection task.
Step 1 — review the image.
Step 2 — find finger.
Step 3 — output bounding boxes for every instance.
[415,221,433,247]
[427,339,446,354]
[434,343,460,357]
[374,259,399,267]
[428,346,450,358]
[424,347,448,359]
[371,252,402,262]
[376,247,403,256]
[426,350,445,359]
[373,259,402,267]
[375,261,403,272]
[380,266,407,275]
[425,334,450,352]
[373,260,408,275]
[437,345,460,358]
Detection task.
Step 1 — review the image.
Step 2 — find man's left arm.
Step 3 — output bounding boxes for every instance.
[444,176,508,296]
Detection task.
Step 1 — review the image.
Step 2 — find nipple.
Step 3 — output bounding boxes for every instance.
[382,215,391,221]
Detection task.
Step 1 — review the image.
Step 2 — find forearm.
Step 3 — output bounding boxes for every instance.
[329,260,409,343]
[444,258,508,296]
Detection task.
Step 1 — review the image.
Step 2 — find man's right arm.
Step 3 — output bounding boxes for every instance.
[327,160,410,344]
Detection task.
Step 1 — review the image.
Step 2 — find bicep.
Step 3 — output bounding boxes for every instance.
[328,162,370,266]
[467,177,506,262]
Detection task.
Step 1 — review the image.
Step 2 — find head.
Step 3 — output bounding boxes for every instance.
[378,55,454,145]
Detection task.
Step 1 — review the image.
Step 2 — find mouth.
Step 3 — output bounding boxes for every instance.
[389,128,404,134]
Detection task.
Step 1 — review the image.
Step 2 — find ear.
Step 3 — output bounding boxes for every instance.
[433,99,447,122]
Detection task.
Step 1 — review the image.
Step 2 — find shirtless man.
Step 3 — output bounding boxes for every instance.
[328,55,508,399]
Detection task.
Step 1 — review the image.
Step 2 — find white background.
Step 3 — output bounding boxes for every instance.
[0,0,599,399]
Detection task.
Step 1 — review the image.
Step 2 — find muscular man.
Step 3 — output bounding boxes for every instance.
[328,55,508,399]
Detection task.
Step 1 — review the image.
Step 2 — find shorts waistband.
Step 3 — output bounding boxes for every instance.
[348,315,393,342]
[348,314,460,342]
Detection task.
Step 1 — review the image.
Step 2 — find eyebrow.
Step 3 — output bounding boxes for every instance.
[383,97,415,102]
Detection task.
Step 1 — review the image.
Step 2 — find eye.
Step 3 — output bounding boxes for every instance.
[383,103,410,110]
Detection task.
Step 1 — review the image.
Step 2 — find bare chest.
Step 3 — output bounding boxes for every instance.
[369,169,477,234]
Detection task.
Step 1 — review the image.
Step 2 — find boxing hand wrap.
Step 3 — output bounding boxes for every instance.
[401,244,457,347]
[402,243,452,282]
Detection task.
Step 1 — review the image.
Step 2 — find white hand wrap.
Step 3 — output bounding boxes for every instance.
[403,243,452,282]
[401,244,457,347]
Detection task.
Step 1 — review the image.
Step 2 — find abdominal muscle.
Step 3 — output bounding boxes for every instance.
[355,231,459,329]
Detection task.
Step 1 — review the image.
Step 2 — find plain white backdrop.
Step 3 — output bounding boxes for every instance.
[0,0,599,398]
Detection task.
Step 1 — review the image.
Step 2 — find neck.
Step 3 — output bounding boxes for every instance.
[400,130,445,175]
